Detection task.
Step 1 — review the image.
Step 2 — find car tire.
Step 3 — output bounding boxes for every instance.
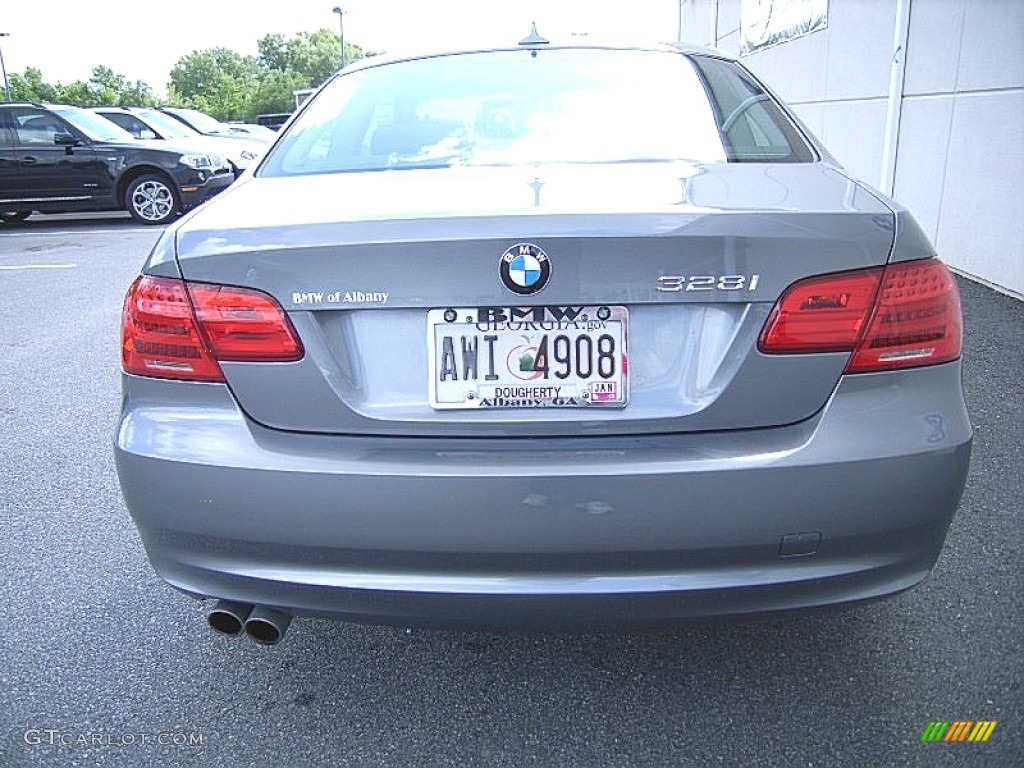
[125,174,179,225]
[1,211,31,224]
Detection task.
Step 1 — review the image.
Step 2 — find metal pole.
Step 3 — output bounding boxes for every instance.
[880,0,912,196]
[332,8,345,70]
[0,33,11,101]
[710,0,719,48]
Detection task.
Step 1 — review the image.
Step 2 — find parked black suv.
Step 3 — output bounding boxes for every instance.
[0,103,234,225]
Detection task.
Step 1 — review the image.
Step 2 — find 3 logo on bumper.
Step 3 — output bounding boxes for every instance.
[500,243,551,295]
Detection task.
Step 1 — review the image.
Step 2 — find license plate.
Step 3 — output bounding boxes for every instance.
[428,306,629,409]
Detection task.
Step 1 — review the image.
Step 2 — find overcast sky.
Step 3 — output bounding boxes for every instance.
[1,0,681,97]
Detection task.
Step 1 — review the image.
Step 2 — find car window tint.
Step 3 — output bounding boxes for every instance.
[52,107,134,142]
[10,109,67,145]
[102,112,148,138]
[168,109,226,134]
[690,55,814,162]
[261,49,731,176]
[0,112,14,147]
[137,109,196,139]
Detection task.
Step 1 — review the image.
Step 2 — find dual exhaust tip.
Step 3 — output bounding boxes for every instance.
[207,600,291,645]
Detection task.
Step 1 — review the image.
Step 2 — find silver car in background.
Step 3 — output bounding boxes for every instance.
[114,38,971,645]
[92,106,267,177]
[224,122,279,140]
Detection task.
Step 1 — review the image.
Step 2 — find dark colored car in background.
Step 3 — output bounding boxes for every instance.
[116,39,971,646]
[0,103,233,225]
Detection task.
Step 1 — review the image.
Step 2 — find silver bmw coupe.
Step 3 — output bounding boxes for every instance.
[114,36,971,644]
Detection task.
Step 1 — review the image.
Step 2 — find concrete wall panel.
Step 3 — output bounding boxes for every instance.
[824,0,895,99]
[904,0,965,96]
[817,99,890,183]
[893,95,956,242]
[790,102,827,142]
[936,90,1024,294]
[957,0,1024,92]
[714,0,743,47]
[744,28,830,104]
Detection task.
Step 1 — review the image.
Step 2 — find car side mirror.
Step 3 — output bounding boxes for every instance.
[54,133,82,153]
[139,129,157,140]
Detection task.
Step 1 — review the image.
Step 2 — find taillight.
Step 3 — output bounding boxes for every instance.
[759,258,962,373]
[186,283,304,362]
[122,275,224,381]
[758,269,882,353]
[122,275,303,382]
[846,259,962,372]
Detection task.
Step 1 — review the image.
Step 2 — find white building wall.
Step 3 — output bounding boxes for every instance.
[678,0,1024,297]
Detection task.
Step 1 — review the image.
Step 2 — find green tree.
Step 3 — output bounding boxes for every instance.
[258,28,374,87]
[55,80,93,105]
[10,65,157,107]
[8,67,59,102]
[82,65,153,106]
[257,34,290,73]
[248,68,308,118]
[166,32,375,120]
[5,27,373,117]
[117,79,155,107]
[285,29,341,87]
[168,47,260,120]
[87,65,127,104]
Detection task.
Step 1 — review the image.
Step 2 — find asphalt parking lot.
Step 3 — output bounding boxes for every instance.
[1,214,1021,767]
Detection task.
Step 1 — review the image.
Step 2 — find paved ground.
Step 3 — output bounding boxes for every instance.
[1,215,1020,767]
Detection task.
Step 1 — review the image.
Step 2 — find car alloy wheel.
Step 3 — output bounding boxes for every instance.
[126,175,178,225]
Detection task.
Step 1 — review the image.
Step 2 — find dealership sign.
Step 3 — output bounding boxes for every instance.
[740,0,828,55]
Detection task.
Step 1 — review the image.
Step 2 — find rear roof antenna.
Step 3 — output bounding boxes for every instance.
[518,22,549,46]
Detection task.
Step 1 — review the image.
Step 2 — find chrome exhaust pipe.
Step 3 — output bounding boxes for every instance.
[244,606,292,645]
[207,600,253,636]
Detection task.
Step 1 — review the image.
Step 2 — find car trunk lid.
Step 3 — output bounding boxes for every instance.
[171,161,895,437]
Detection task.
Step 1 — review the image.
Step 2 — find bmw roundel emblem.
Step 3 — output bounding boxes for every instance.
[500,243,551,295]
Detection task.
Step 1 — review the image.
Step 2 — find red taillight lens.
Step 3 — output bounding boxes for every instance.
[758,268,882,353]
[122,275,224,381]
[122,275,303,381]
[845,259,962,372]
[186,283,304,362]
[759,258,962,373]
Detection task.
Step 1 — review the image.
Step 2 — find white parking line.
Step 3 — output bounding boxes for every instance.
[1,228,153,237]
[0,264,78,270]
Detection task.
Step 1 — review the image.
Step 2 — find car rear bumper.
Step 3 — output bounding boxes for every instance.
[114,363,971,628]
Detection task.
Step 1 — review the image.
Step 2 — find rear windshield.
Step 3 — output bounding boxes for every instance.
[690,55,814,162]
[261,48,812,177]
